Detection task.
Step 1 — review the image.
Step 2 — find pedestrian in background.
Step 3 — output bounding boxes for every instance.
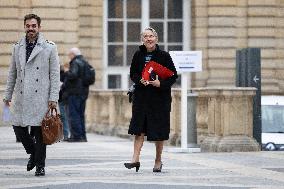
[63,48,92,142]
[124,27,178,172]
[59,63,70,141]
[3,14,60,176]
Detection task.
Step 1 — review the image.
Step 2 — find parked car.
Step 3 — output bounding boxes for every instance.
[262,96,284,151]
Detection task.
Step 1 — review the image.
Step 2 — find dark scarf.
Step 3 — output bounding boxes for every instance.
[25,36,38,62]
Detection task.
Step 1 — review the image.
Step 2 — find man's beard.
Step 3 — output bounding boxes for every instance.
[26,31,38,42]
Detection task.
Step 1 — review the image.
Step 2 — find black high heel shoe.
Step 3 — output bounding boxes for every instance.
[124,162,140,172]
[153,162,163,172]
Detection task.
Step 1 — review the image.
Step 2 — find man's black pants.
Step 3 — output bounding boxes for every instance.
[13,126,46,167]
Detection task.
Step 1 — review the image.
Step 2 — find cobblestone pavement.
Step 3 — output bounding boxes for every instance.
[0,126,284,189]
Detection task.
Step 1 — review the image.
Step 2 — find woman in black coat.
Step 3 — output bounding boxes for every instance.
[124,27,178,172]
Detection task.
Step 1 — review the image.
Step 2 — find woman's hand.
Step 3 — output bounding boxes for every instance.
[149,75,160,87]
[140,78,149,86]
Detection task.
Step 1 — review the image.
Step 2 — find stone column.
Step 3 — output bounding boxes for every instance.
[193,87,260,152]
[107,92,116,127]
[78,0,103,89]
[191,0,209,87]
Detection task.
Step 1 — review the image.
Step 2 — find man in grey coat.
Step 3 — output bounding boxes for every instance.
[3,14,60,176]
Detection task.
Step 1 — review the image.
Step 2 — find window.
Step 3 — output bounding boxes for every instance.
[262,105,284,133]
[108,75,121,89]
[150,0,183,51]
[107,0,141,67]
[105,0,184,89]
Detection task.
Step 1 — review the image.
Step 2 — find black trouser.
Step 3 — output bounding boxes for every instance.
[13,126,46,167]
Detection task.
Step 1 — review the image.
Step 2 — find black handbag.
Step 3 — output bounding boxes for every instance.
[127,84,135,103]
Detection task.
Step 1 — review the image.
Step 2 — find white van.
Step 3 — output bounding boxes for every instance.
[262,96,284,151]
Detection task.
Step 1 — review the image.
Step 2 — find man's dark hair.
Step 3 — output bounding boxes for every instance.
[24,14,41,26]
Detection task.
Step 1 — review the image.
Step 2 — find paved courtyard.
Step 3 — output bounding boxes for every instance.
[0,126,284,189]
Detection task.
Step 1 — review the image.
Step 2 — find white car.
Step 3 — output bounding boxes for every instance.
[262,96,284,151]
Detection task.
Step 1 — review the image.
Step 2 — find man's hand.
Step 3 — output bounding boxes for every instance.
[3,99,11,107]
[140,78,149,86]
[63,63,69,72]
[48,101,57,109]
[148,75,160,87]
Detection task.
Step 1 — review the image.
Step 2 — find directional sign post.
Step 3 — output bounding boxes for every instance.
[253,75,259,83]
[247,48,262,145]
[236,48,262,145]
[169,51,202,152]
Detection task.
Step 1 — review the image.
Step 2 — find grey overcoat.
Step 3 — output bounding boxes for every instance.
[4,33,60,127]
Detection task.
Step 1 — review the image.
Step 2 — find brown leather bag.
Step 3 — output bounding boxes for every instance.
[41,107,63,145]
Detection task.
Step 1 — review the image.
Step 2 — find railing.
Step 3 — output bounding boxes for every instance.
[0,87,260,151]
[193,87,260,152]
[85,89,182,145]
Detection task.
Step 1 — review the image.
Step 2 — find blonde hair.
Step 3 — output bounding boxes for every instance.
[140,27,158,42]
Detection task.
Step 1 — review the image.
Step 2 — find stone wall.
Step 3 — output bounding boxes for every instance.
[0,0,76,83]
[78,0,103,89]
[191,0,284,95]
[77,87,260,152]
[0,86,260,151]
[193,87,260,152]
[0,0,283,94]
[0,88,182,145]
[85,89,182,146]
[0,0,103,88]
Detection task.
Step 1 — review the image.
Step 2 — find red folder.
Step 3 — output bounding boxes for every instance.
[142,61,174,81]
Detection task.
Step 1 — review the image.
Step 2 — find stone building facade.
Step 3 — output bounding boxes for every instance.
[191,0,284,94]
[0,1,283,144]
[0,0,103,89]
[0,0,283,93]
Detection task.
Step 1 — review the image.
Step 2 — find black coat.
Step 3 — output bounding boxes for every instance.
[58,67,66,103]
[128,45,178,141]
[62,55,89,102]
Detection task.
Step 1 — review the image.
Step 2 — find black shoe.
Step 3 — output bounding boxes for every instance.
[63,137,69,141]
[80,138,88,142]
[35,167,45,176]
[124,162,140,172]
[153,163,163,173]
[67,138,80,142]
[67,138,87,142]
[27,155,35,171]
